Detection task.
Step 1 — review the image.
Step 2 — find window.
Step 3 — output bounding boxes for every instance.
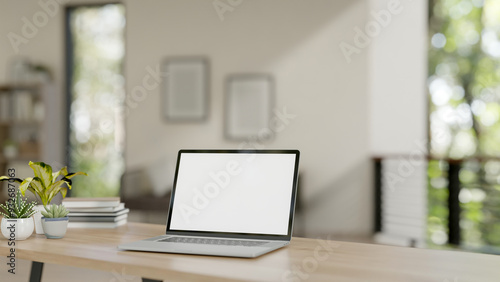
[428,0,500,249]
[66,4,125,197]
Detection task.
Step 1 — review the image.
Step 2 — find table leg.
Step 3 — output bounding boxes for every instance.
[29,261,160,282]
[29,261,44,282]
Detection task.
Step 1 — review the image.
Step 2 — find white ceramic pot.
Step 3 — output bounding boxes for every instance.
[1,217,34,240]
[41,217,69,239]
[33,205,45,234]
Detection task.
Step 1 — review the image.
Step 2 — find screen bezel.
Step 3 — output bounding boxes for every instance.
[165,149,300,241]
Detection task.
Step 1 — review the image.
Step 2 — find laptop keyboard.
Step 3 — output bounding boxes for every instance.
[158,237,267,247]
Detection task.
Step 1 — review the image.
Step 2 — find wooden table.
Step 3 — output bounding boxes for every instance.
[1,222,500,281]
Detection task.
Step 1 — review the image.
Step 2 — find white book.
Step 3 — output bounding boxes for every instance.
[69,214,128,223]
[66,203,125,213]
[62,197,121,208]
[67,219,127,229]
[68,208,129,217]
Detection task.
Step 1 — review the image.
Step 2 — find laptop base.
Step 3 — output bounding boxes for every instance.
[118,235,289,258]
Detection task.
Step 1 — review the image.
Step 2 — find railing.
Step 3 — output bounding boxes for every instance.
[374,155,500,250]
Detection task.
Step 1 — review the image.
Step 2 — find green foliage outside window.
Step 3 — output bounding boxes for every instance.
[428,0,500,249]
[68,5,125,198]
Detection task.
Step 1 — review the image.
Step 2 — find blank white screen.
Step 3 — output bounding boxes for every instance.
[169,153,296,235]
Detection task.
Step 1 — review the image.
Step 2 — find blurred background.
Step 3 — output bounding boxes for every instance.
[1,1,500,278]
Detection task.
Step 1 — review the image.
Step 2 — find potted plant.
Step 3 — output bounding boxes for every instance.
[0,161,87,234]
[0,190,36,240]
[2,139,18,159]
[41,204,70,239]
[31,63,53,83]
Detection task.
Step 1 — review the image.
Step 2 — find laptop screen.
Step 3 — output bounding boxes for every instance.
[167,150,299,237]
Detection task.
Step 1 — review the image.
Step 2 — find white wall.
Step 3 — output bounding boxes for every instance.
[368,0,428,155]
[0,0,427,236]
[367,0,428,244]
[125,0,372,235]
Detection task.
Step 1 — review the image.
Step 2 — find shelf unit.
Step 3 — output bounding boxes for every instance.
[0,84,45,203]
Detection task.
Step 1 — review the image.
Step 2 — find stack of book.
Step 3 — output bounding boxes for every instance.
[62,197,129,228]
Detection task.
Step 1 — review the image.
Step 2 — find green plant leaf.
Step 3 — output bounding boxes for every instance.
[46,179,72,202]
[52,166,68,183]
[52,205,58,217]
[59,179,72,193]
[46,179,65,200]
[13,191,21,216]
[64,171,88,179]
[41,204,68,218]
[0,176,23,183]
[41,207,50,217]
[56,204,68,218]
[19,177,35,196]
[29,161,53,189]
[63,178,72,189]
[59,187,68,198]
[45,172,86,201]
[57,205,64,217]
[26,186,37,198]
[18,198,31,217]
[20,177,46,204]
[1,190,36,218]
[26,207,36,218]
[42,205,53,218]
[0,202,12,218]
[29,179,48,204]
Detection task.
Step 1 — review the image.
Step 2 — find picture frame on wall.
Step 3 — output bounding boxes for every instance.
[225,74,274,140]
[162,57,209,121]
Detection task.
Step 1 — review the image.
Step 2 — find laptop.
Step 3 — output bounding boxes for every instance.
[118,149,300,258]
